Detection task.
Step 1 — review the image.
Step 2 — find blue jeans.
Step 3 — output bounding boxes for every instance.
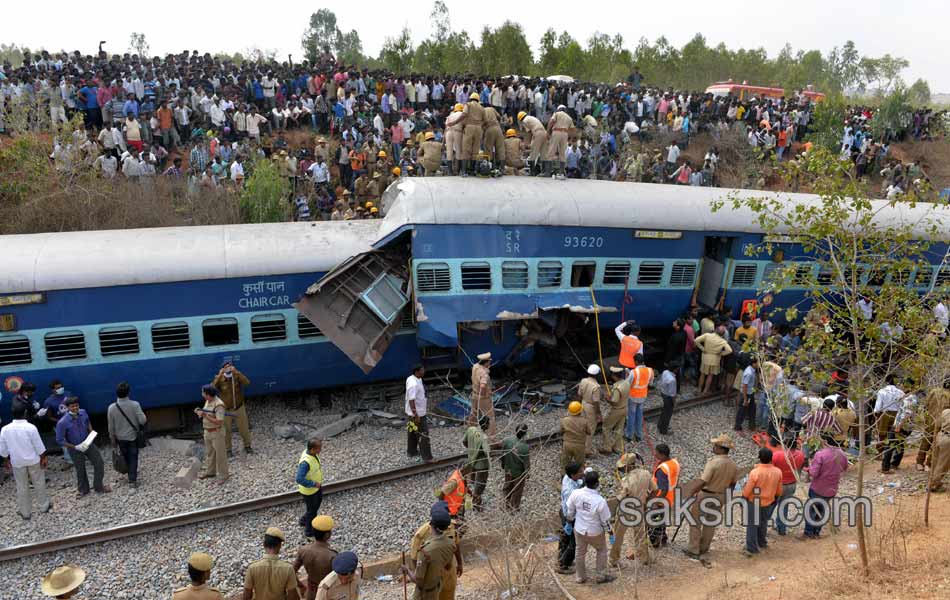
[745,499,774,553]
[756,392,770,429]
[118,440,140,483]
[392,142,402,161]
[625,400,644,440]
[774,483,797,535]
[804,488,832,538]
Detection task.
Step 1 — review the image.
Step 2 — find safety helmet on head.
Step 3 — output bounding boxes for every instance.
[392,167,401,176]
[469,92,479,100]
[568,401,583,415]
[517,111,527,121]
[378,150,387,158]
[364,201,374,209]
[424,131,435,140]
[454,103,464,112]
[505,128,517,137]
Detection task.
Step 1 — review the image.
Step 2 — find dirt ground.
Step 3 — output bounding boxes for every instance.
[454,451,950,600]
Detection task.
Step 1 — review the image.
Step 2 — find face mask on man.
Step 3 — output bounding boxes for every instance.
[56,386,65,395]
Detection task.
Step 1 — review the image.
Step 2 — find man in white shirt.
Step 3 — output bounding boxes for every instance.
[565,470,614,585]
[0,403,50,520]
[308,157,329,189]
[229,158,245,182]
[874,377,904,448]
[405,365,432,462]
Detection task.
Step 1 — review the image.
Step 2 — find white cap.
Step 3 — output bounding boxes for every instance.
[587,364,600,376]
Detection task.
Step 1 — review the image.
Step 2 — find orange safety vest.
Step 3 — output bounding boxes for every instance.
[444,469,466,515]
[628,366,653,399]
[653,458,680,503]
[619,336,643,368]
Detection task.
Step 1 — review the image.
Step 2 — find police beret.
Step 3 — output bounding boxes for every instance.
[188,552,213,571]
[264,527,285,541]
[430,504,451,528]
[430,501,450,519]
[332,551,359,575]
[311,515,334,532]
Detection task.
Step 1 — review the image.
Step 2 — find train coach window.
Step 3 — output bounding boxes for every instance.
[793,264,814,286]
[44,331,86,362]
[0,335,32,366]
[935,267,950,289]
[297,313,323,338]
[636,262,664,286]
[669,263,698,287]
[461,262,492,290]
[202,318,239,347]
[537,261,563,288]
[416,263,452,292]
[251,314,287,342]
[571,262,596,288]
[816,267,835,286]
[731,263,758,288]
[152,322,190,352]
[502,261,529,289]
[602,261,631,285]
[99,326,140,356]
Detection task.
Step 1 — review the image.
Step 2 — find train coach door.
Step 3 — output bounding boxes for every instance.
[696,236,734,308]
[295,250,411,374]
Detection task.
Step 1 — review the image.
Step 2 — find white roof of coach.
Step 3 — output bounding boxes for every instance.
[1,221,382,294]
[379,178,945,241]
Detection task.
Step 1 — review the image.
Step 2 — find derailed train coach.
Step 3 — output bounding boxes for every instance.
[1,178,947,417]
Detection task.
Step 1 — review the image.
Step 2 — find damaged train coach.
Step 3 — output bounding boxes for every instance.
[4,177,941,416]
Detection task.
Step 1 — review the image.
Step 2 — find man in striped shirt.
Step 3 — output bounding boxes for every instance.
[801,399,841,455]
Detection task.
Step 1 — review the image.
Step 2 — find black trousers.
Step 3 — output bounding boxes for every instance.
[558,511,576,568]
[118,440,140,483]
[735,398,756,431]
[881,428,910,471]
[407,415,433,461]
[466,468,489,511]
[299,489,324,537]
[658,394,675,434]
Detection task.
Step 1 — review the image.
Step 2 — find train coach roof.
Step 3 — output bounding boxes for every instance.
[1,221,382,294]
[378,178,946,241]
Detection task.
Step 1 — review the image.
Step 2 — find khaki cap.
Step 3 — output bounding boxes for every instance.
[188,552,213,571]
[616,452,643,469]
[41,566,86,597]
[311,515,334,532]
[265,527,285,540]
[477,352,491,361]
[609,366,625,374]
[710,433,735,449]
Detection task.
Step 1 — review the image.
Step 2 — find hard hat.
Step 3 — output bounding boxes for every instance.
[568,401,582,415]
[364,201,374,209]
[378,150,386,158]
[517,111,527,121]
[557,104,566,111]
[505,128,517,137]
[424,131,435,140]
[469,92,479,100]
[454,103,464,112]
[587,364,601,376]
[370,207,379,214]
[392,167,401,176]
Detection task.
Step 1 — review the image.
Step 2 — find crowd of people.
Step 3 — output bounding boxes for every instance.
[1,45,902,224]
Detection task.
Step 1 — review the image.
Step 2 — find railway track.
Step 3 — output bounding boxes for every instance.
[0,391,725,562]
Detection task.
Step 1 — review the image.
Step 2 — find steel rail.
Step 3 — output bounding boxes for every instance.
[0,392,724,562]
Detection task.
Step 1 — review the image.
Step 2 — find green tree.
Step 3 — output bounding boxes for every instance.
[128,33,149,57]
[301,9,340,64]
[379,26,414,74]
[908,78,931,107]
[336,30,364,65]
[715,147,950,576]
[870,84,911,140]
[240,159,289,223]
[475,21,532,76]
[429,0,451,43]
[805,93,847,152]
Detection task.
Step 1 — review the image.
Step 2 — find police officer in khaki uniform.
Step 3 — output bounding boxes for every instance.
[315,552,361,600]
[684,434,738,559]
[608,453,656,568]
[418,132,444,176]
[482,105,505,171]
[517,111,547,175]
[294,516,336,600]
[243,527,300,600]
[560,401,592,469]
[211,360,252,456]
[444,104,465,175]
[600,367,629,454]
[503,129,523,174]
[172,553,224,600]
[578,365,603,456]
[546,105,573,178]
[197,385,228,483]
[459,93,484,176]
[408,501,463,600]
[403,503,457,600]
[353,173,369,201]
[468,353,496,439]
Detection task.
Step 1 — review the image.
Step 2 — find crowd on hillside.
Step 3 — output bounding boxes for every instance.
[0,47,943,221]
